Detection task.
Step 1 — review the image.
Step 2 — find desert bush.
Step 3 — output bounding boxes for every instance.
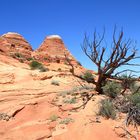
[58,68,62,71]
[78,85,94,91]
[0,113,11,121]
[49,114,58,122]
[29,60,48,72]
[11,53,24,60]
[44,57,48,60]
[14,53,23,58]
[102,81,122,98]
[129,82,140,93]
[82,71,94,83]
[63,97,76,104]
[51,80,60,86]
[99,99,116,119]
[59,87,80,97]
[119,73,135,89]
[39,65,49,72]
[29,60,42,69]
[59,91,71,97]
[59,118,74,124]
[27,57,34,61]
[128,92,140,107]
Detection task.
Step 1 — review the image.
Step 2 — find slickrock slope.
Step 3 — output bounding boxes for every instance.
[0,54,130,140]
[0,32,33,58]
[0,33,133,140]
[33,35,78,65]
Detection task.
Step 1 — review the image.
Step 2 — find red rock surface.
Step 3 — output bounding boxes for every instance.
[33,35,78,65]
[0,33,134,140]
[0,32,33,58]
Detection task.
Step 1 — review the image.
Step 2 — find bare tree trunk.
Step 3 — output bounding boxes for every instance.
[81,27,138,94]
[95,73,106,94]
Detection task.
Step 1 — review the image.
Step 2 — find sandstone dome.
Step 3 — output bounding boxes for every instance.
[0,32,33,58]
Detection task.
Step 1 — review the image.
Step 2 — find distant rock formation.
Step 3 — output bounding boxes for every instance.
[0,33,79,65]
[0,32,33,58]
[33,35,77,65]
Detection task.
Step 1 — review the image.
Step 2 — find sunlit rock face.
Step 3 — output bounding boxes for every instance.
[0,32,33,58]
[33,35,77,64]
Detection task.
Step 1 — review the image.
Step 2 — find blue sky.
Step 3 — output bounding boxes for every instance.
[0,0,140,72]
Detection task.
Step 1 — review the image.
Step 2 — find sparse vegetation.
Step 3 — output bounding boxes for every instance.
[27,57,34,61]
[59,118,74,124]
[58,68,62,71]
[81,71,94,83]
[102,81,122,98]
[29,60,48,72]
[49,114,58,122]
[99,99,116,119]
[39,65,49,72]
[59,85,94,98]
[51,80,60,86]
[130,82,140,94]
[59,91,71,97]
[63,97,77,104]
[78,85,94,91]
[11,53,25,63]
[44,57,48,60]
[14,52,24,58]
[128,92,140,107]
[118,73,136,92]
[29,60,42,70]
[0,113,11,121]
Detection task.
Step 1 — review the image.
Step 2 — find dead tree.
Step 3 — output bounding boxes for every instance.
[81,27,138,94]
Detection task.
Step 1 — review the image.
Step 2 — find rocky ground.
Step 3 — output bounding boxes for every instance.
[0,32,139,140]
[0,54,135,140]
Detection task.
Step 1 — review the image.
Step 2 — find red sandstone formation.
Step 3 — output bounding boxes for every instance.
[0,33,135,140]
[0,32,33,59]
[33,35,77,65]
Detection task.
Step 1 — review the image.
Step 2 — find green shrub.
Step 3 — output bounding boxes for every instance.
[51,80,60,86]
[29,61,48,72]
[130,82,140,93]
[14,53,23,58]
[102,81,122,98]
[59,91,71,97]
[63,97,76,104]
[27,57,34,61]
[29,60,42,70]
[59,118,74,124]
[82,71,94,82]
[49,114,58,122]
[128,92,140,107]
[99,99,116,119]
[11,53,24,59]
[120,73,135,89]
